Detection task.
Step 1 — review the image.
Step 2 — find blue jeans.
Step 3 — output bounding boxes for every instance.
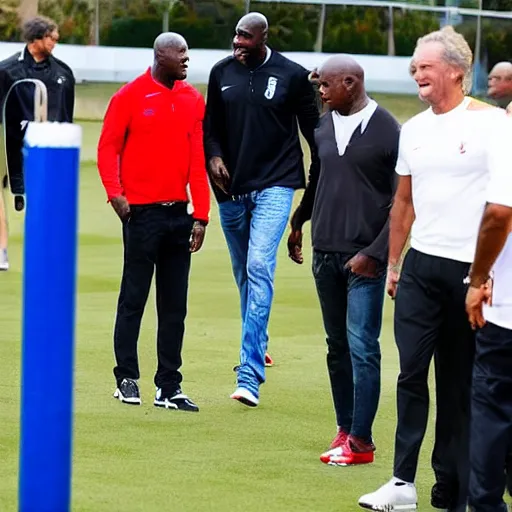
[219,186,294,398]
[312,250,385,441]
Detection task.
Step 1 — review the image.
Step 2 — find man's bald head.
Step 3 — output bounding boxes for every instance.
[488,61,512,105]
[490,61,512,76]
[152,32,189,83]
[319,55,365,82]
[154,32,187,54]
[236,12,268,34]
[233,12,269,67]
[317,55,368,115]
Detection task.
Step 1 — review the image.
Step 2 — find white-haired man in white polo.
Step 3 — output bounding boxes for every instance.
[358,26,510,511]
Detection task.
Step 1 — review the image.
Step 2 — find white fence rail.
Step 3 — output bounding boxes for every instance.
[0,42,419,94]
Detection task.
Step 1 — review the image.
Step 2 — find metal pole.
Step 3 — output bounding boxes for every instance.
[474,0,482,65]
[473,0,483,94]
[314,4,326,53]
[387,5,395,56]
[19,119,81,512]
[253,0,512,20]
[2,79,48,196]
[95,0,100,45]
[245,0,251,13]
[163,8,169,32]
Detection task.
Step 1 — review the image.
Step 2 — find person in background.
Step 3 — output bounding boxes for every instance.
[0,15,75,271]
[287,55,400,466]
[465,113,512,512]
[359,26,509,511]
[0,177,8,271]
[487,61,512,112]
[204,12,320,407]
[97,32,210,412]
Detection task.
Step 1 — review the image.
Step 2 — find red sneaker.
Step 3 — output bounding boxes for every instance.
[330,429,348,449]
[327,436,375,466]
[319,430,348,463]
[327,436,376,466]
[264,353,274,367]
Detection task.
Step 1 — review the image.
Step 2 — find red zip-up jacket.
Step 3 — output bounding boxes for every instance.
[97,68,210,223]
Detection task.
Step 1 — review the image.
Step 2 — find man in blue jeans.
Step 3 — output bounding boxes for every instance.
[288,55,399,464]
[204,12,319,407]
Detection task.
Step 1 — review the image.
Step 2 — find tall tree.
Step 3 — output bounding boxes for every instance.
[19,0,39,24]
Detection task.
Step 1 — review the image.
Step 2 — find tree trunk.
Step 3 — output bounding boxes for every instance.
[18,0,39,25]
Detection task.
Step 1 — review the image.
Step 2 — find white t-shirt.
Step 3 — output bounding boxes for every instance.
[397,97,510,263]
[482,119,512,329]
[331,99,378,156]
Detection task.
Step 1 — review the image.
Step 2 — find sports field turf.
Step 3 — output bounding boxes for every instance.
[0,84,450,511]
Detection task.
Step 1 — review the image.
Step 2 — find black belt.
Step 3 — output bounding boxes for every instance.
[131,201,187,211]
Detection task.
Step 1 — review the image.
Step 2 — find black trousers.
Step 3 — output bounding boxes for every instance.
[113,203,193,393]
[469,322,512,512]
[393,249,474,508]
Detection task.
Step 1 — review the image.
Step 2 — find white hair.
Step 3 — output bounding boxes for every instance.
[413,25,473,94]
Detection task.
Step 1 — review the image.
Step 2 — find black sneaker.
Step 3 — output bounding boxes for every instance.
[154,388,199,412]
[113,378,141,405]
[431,482,457,509]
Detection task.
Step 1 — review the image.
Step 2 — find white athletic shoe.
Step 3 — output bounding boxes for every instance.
[230,387,259,407]
[0,249,9,271]
[358,477,418,511]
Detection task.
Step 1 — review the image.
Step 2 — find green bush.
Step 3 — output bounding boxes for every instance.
[102,16,162,48]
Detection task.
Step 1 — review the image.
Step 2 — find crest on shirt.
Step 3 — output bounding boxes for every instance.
[56,76,66,85]
[459,141,466,154]
[264,77,278,100]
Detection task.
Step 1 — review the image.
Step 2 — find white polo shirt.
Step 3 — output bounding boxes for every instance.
[397,97,510,263]
[482,119,512,329]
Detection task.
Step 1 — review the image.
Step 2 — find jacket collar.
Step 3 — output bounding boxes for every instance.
[19,46,51,69]
[144,67,187,93]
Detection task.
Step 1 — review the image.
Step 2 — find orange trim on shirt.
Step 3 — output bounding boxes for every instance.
[466,97,497,111]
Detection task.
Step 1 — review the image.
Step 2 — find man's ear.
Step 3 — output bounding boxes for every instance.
[343,76,355,89]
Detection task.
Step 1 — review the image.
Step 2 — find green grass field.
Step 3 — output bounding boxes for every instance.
[0,84,441,512]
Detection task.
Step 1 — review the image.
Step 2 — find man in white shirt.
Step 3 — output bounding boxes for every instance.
[465,117,512,512]
[359,26,510,511]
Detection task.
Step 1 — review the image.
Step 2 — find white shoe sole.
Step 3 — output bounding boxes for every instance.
[113,388,141,405]
[359,503,417,511]
[230,388,259,407]
[154,399,179,409]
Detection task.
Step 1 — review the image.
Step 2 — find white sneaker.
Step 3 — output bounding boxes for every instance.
[359,477,417,511]
[0,249,9,271]
[230,387,259,407]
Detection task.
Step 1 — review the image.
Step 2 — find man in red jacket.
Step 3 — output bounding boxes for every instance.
[97,32,210,412]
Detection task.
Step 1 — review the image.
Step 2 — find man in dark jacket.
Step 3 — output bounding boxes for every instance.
[0,15,74,270]
[204,12,320,407]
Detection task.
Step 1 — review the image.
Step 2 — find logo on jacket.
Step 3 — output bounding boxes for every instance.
[56,76,66,84]
[264,77,278,100]
[143,108,155,116]
[459,141,466,154]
